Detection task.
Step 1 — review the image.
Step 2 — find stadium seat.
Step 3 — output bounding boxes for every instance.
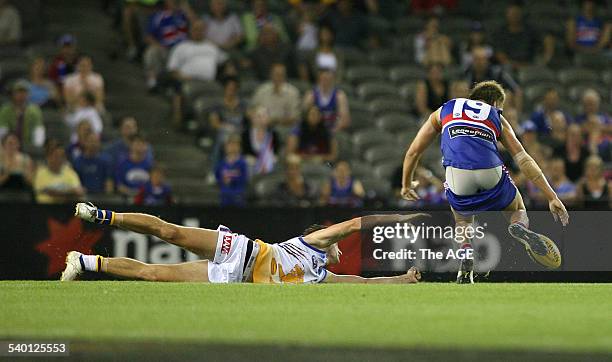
[350,111,375,132]
[254,175,284,199]
[337,47,369,68]
[0,191,32,203]
[375,113,417,133]
[517,66,557,85]
[239,78,260,97]
[301,162,332,179]
[357,82,398,101]
[389,66,426,84]
[524,82,564,106]
[394,17,425,35]
[568,84,610,102]
[352,129,394,152]
[192,96,223,120]
[289,79,311,95]
[603,70,612,87]
[335,131,354,160]
[574,53,609,70]
[399,81,419,103]
[182,80,222,102]
[374,161,399,180]
[368,49,412,68]
[350,160,374,180]
[439,17,472,34]
[368,97,411,115]
[360,177,392,200]
[395,129,419,146]
[345,66,386,85]
[363,145,403,165]
[557,68,599,85]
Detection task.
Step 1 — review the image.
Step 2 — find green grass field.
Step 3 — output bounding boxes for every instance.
[1,282,611,361]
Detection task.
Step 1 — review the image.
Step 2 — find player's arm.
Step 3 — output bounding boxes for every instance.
[303,213,428,249]
[401,108,441,200]
[499,116,569,225]
[323,267,420,284]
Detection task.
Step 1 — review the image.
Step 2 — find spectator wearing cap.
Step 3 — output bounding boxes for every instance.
[528,88,572,136]
[566,0,611,54]
[63,55,105,112]
[241,0,288,51]
[414,16,452,66]
[65,91,103,141]
[493,2,555,69]
[72,132,113,195]
[464,46,522,112]
[0,80,45,148]
[48,34,78,86]
[303,68,350,132]
[0,0,21,47]
[143,0,189,90]
[248,22,293,81]
[286,105,337,163]
[203,0,244,51]
[460,21,493,69]
[34,141,84,204]
[251,63,301,127]
[27,57,60,108]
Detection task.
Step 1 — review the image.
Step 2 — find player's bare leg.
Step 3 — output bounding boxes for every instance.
[74,203,218,259]
[61,251,208,282]
[324,267,421,284]
[451,209,475,284]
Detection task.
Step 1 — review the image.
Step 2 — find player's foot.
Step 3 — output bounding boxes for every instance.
[74,202,97,222]
[508,223,547,256]
[456,244,474,284]
[405,267,421,283]
[60,251,83,281]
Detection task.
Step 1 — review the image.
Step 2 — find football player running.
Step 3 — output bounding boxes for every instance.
[401,80,569,283]
[62,203,423,284]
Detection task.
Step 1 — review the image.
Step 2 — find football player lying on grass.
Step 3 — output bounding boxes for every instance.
[62,203,425,284]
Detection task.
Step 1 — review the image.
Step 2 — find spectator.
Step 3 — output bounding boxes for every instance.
[203,0,244,50]
[0,132,34,191]
[298,24,343,82]
[0,80,45,148]
[72,133,113,194]
[545,111,569,150]
[143,0,189,90]
[249,23,293,81]
[66,120,93,162]
[241,106,280,174]
[63,55,105,111]
[414,16,452,66]
[464,46,522,112]
[574,89,610,130]
[303,68,350,132]
[33,142,84,204]
[322,0,368,49]
[566,0,611,54]
[0,0,21,46]
[209,77,248,166]
[166,19,228,126]
[460,22,493,69]
[320,160,365,207]
[518,120,547,159]
[251,63,301,127]
[275,154,314,207]
[415,63,449,117]
[215,134,248,206]
[553,124,590,183]
[105,116,154,169]
[115,135,153,196]
[294,4,318,54]
[27,57,60,108]
[241,0,288,51]
[65,92,103,141]
[410,0,458,16]
[449,80,469,100]
[134,165,173,206]
[528,88,571,136]
[493,2,554,69]
[577,155,611,210]
[48,34,79,86]
[286,105,337,163]
[392,166,444,207]
[529,158,576,206]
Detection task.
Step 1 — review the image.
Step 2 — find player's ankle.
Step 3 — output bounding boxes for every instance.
[79,255,105,272]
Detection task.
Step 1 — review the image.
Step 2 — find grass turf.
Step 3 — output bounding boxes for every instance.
[1,282,611,356]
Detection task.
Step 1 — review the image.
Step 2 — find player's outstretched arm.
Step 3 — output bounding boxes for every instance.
[401,108,441,200]
[304,213,428,249]
[323,267,421,284]
[499,116,569,225]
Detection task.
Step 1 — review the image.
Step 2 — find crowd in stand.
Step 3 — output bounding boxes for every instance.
[0,0,610,210]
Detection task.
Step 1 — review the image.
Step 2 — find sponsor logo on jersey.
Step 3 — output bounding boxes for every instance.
[221,234,233,254]
[448,125,495,143]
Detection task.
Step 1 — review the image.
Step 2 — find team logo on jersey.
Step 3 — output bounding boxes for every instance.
[448,125,495,143]
[221,234,233,254]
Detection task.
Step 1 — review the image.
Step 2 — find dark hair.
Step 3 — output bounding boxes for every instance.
[222,75,240,87]
[303,224,327,236]
[1,132,18,146]
[468,80,506,106]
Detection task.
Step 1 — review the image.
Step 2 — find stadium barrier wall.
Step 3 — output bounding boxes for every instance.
[1,204,610,281]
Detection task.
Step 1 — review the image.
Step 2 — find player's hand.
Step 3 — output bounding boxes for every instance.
[549,198,569,226]
[401,181,420,201]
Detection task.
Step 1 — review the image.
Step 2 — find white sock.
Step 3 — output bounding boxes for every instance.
[80,254,100,272]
